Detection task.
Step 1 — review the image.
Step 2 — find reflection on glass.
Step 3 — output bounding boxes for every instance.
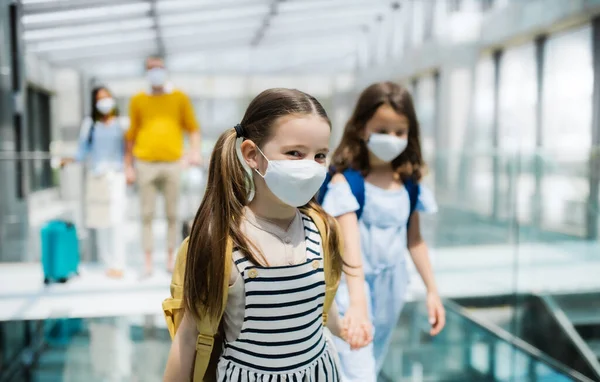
[498,43,537,151]
[540,24,593,235]
[542,25,593,155]
[381,302,577,382]
[461,56,496,217]
[414,75,436,161]
[498,42,537,223]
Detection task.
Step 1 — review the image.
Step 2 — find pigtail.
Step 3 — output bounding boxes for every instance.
[184,129,256,320]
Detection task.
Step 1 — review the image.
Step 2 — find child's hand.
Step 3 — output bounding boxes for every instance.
[340,305,373,350]
[427,292,446,336]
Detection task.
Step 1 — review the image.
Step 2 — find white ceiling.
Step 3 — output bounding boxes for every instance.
[22,0,398,78]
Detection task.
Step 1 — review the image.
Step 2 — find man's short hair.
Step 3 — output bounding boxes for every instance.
[145,55,165,69]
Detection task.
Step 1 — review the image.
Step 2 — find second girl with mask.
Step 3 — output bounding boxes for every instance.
[319,82,446,381]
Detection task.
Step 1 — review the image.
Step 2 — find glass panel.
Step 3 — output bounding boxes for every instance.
[24,19,154,42]
[161,20,258,38]
[381,303,577,381]
[542,25,593,153]
[157,0,270,12]
[22,3,151,25]
[278,0,388,13]
[269,17,369,33]
[472,56,495,151]
[80,60,147,78]
[47,42,156,63]
[26,87,54,192]
[0,317,170,381]
[159,5,268,27]
[498,43,537,152]
[28,31,156,53]
[538,24,593,236]
[458,55,495,217]
[498,43,537,224]
[410,0,425,46]
[0,309,578,381]
[413,75,436,160]
[263,28,361,46]
[165,36,251,55]
[272,9,375,25]
[194,98,246,139]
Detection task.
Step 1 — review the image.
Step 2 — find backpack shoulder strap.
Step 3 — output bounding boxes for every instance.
[163,238,189,340]
[404,179,420,228]
[86,120,96,148]
[342,168,366,220]
[192,235,232,382]
[303,208,342,326]
[316,167,334,205]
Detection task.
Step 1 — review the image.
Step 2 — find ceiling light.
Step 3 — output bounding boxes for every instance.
[24,18,154,41]
[162,20,258,38]
[23,2,151,25]
[160,4,268,26]
[29,30,156,53]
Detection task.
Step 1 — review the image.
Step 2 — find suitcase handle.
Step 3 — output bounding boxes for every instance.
[57,220,75,229]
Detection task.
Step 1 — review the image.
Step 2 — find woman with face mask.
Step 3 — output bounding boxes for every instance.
[317,82,445,381]
[64,86,128,278]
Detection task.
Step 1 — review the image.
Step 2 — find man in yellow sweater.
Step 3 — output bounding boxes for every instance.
[125,56,201,275]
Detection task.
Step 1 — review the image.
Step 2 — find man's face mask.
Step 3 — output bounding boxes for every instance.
[147,67,167,87]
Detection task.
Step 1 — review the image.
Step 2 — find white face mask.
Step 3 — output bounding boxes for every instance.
[96,98,115,115]
[254,147,327,207]
[367,133,408,162]
[147,67,167,87]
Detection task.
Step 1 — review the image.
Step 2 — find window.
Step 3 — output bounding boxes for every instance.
[498,43,537,223]
[423,0,436,40]
[26,85,54,192]
[540,25,593,232]
[413,75,437,159]
[480,0,495,12]
[498,43,537,152]
[447,0,462,13]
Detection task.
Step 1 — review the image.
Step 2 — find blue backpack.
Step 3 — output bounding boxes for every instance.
[317,168,420,228]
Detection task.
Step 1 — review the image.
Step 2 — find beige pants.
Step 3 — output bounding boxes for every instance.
[137,160,181,253]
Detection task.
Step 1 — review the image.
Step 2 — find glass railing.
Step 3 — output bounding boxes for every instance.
[0,315,170,382]
[0,305,589,382]
[412,146,600,380]
[416,147,600,300]
[0,153,205,382]
[0,153,206,266]
[381,301,591,382]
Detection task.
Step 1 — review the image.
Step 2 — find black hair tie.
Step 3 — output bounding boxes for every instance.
[234,123,245,138]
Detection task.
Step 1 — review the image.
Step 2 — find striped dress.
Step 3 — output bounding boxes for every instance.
[216,214,340,381]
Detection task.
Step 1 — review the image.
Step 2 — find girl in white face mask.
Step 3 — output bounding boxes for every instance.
[317,82,445,382]
[164,88,372,382]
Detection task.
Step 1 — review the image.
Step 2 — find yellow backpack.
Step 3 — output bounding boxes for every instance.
[162,208,341,382]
